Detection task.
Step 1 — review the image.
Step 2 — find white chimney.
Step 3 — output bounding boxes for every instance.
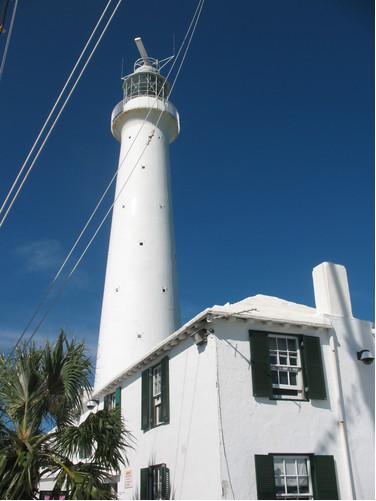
[312,262,353,317]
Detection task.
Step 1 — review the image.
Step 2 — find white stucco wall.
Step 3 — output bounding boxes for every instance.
[213,315,374,500]
[117,335,222,500]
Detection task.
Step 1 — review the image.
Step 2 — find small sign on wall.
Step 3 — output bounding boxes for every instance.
[124,468,133,489]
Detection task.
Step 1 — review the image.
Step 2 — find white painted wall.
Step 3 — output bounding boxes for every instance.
[213,315,374,500]
[117,336,222,500]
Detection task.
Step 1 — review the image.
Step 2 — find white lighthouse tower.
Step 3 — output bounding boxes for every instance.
[94,38,180,393]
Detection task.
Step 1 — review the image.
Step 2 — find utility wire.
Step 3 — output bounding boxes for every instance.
[0,0,18,80]
[12,0,205,353]
[0,0,121,228]
[12,0,204,352]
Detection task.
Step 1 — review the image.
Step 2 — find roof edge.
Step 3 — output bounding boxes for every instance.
[92,305,331,400]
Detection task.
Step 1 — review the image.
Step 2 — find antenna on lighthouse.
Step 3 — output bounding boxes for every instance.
[134,37,149,63]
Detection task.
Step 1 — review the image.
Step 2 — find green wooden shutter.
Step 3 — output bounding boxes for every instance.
[115,387,121,408]
[141,369,151,430]
[302,336,327,400]
[249,331,272,397]
[255,455,276,499]
[161,464,170,499]
[160,357,170,424]
[140,468,149,500]
[311,455,339,499]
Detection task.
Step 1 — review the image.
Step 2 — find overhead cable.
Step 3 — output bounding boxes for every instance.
[12,0,205,353]
[0,0,121,228]
[0,0,18,80]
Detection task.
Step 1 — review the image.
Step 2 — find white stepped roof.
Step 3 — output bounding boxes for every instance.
[211,294,322,325]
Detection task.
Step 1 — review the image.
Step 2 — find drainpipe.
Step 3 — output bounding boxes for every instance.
[328,331,356,499]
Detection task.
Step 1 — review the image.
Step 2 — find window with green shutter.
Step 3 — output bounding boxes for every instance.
[254,454,338,500]
[140,464,170,500]
[311,455,339,499]
[301,336,327,400]
[249,331,272,398]
[104,387,121,410]
[249,331,327,401]
[141,357,170,431]
[255,454,276,499]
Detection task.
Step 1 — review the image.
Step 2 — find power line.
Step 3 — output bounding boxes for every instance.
[12,0,205,353]
[0,0,18,80]
[0,0,121,229]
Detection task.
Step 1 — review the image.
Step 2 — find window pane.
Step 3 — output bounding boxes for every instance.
[272,371,278,384]
[279,371,288,385]
[298,477,309,494]
[270,354,277,365]
[289,355,298,366]
[275,476,285,495]
[288,338,297,351]
[153,365,161,396]
[285,459,296,475]
[277,338,287,350]
[297,459,308,476]
[289,372,297,386]
[286,477,298,494]
[279,354,287,365]
[274,458,284,476]
[269,337,277,349]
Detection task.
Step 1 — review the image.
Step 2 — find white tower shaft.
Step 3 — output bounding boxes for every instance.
[94,56,180,392]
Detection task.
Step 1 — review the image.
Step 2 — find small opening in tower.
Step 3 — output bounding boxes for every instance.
[141,165,146,169]
[139,242,144,246]
[162,287,167,293]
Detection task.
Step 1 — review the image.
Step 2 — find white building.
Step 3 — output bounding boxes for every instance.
[40,40,375,500]
[91,261,374,500]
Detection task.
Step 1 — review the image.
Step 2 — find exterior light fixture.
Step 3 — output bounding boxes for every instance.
[194,328,214,345]
[357,350,375,365]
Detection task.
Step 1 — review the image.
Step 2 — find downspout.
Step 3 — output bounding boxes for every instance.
[328,330,356,499]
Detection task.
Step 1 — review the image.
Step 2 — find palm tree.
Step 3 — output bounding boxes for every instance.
[0,331,131,500]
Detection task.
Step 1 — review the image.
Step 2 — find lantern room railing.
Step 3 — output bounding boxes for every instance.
[122,72,170,104]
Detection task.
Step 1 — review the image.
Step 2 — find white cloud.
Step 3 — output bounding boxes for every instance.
[15,239,63,272]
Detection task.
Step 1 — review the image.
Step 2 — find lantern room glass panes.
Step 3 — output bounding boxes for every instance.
[123,72,170,102]
[273,456,313,499]
[268,335,304,399]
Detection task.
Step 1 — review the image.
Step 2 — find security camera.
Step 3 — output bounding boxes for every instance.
[357,350,375,365]
[86,399,99,409]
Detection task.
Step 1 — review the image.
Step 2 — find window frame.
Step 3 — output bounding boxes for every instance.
[273,455,313,500]
[249,329,326,402]
[268,334,305,400]
[255,453,338,500]
[104,386,121,410]
[152,364,162,427]
[104,391,116,410]
[141,357,169,431]
[140,463,170,500]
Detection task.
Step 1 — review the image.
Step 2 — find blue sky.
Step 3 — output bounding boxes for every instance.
[0,0,374,357]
